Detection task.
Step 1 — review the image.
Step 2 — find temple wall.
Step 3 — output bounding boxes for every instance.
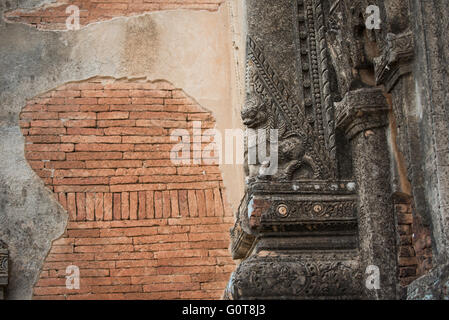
[0,0,245,299]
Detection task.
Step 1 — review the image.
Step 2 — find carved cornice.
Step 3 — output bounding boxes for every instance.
[0,241,8,300]
[230,181,358,259]
[241,181,358,250]
[374,31,414,92]
[335,88,390,139]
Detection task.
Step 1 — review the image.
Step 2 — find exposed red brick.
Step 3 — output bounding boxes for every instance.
[394,194,433,287]
[23,79,233,300]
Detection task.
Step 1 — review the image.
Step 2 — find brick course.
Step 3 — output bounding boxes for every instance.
[394,194,433,287]
[20,78,235,299]
[5,0,224,30]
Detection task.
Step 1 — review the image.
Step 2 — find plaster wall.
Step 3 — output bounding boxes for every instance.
[0,0,246,299]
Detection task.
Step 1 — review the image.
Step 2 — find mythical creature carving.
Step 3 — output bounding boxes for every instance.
[241,94,271,129]
[242,37,331,181]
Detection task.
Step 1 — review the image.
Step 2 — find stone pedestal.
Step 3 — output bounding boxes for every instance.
[226,181,363,299]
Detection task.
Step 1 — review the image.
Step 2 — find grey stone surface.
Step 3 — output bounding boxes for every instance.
[0,140,66,299]
[407,263,449,300]
[409,0,449,265]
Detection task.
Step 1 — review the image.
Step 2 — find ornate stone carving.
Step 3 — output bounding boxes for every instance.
[230,193,256,260]
[240,180,359,254]
[244,36,331,181]
[296,0,337,172]
[326,0,372,95]
[264,199,356,220]
[374,31,414,91]
[226,254,362,299]
[0,241,8,300]
[335,87,390,139]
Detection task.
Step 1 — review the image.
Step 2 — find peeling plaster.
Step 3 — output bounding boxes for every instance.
[0,3,245,299]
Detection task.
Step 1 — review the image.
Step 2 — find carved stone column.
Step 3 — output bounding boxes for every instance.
[0,241,8,300]
[336,87,398,299]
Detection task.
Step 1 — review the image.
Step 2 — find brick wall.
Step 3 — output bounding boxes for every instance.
[395,194,432,287]
[19,77,235,299]
[4,0,224,30]
[411,210,433,278]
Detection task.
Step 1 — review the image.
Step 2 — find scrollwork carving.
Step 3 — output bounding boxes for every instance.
[244,36,333,181]
[226,254,362,299]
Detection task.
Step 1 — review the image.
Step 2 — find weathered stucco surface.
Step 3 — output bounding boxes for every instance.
[0,2,245,299]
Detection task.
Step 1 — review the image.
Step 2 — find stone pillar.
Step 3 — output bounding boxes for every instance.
[0,241,8,300]
[336,88,398,299]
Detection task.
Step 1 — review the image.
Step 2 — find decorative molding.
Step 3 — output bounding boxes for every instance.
[335,87,390,139]
[0,241,8,300]
[230,180,358,259]
[247,180,357,194]
[244,36,332,181]
[374,31,414,92]
[230,223,256,260]
[264,199,356,220]
[226,254,362,299]
[245,181,359,253]
[296,0,337,175]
